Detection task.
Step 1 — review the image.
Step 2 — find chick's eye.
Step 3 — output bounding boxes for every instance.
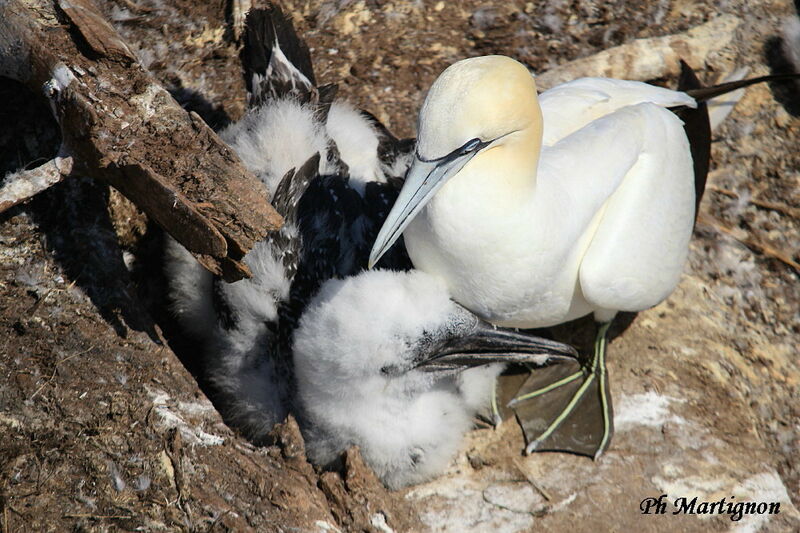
[381,364,399,376]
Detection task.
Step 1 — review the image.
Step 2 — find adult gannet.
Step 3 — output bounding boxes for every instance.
[165,5,579,489]
[369,55,800,458]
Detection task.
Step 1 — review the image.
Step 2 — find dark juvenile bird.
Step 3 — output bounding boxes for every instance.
[165,5,577,489]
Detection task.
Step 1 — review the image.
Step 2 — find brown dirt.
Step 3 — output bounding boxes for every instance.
[1,0,799,531]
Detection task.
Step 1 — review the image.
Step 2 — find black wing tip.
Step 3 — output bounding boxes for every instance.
[316,83,339,123]
[241,4,317,102]
[240,8,271,93]
[677,59,703,91]
[271,152,320,222]
[673,59,711,214]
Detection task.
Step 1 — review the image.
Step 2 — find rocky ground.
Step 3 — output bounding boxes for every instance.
[1,0,798,531]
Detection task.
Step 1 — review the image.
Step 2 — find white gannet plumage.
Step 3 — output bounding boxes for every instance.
[372,56,696,328]
[166,8,578,488]
[538,77,696,144]
[369,55,799,457]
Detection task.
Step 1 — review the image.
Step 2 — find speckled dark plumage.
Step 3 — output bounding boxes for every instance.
[241,4,316,106]
[214,5,413,350]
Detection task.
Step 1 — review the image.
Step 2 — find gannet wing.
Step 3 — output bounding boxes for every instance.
[539,77,696,145]
[577,103,695,313]
[223,8,331,193]
[167,6,412,447]
[671,61,711,216]
[163,156,319,445]
[210,152,319,343]
[537,104,650,241]
[237,7,411,198]
[289,172,412,313]
[241,5,317,107]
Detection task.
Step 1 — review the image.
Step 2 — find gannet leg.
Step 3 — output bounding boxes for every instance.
[490,380,502,427]
[508,321,614,458]
[592,320,613,458]
[474,379,503,428]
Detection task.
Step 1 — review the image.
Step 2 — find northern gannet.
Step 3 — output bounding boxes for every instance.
[369,55,800,457]
[165,6,578,489]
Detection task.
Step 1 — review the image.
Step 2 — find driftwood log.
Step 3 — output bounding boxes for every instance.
[0,0,283,281]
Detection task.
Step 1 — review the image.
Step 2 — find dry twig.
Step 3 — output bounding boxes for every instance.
[697,212,800,273]
[512,458,552,502]
[707,185,800,219]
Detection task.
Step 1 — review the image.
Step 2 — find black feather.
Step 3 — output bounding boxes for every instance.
[670,64,800,218]
[673,60,711,217]
[268,153,321,281]
[685,72,800,102]
[679,69,800,219]
[241,6,317,106]
[316,83,339,123]
[272,153,321,221]
[359,109,416,169]
[272,172,411,337]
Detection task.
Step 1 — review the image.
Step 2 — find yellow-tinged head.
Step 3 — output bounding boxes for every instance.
[417,55,542,159]
[369,55,542,269]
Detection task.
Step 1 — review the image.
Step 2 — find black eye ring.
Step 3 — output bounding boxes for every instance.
[459,138,483,155]
[417,137,489,163]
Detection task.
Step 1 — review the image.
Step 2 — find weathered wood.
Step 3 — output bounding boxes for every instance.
[0,156,72,212]
[0,0,283,281]
[535,15,742,90]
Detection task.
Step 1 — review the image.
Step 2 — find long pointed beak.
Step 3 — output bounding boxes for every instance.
[368,152,475,268]
[416,321,578,372]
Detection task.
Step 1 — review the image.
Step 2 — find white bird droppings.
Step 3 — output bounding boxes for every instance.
[730,472,795,533]
[615,391,686,430]
[315,521,343,533]
[146,387,224,446]
[369,512,395,533]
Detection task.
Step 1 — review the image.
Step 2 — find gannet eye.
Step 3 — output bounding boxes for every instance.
[458,138,483,155]
[416,137,489,164]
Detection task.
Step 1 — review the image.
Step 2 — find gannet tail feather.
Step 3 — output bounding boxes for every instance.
[671,63,800,217]
[684,72,800,102]
[674,60,711,216]
[241,5,317,107]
